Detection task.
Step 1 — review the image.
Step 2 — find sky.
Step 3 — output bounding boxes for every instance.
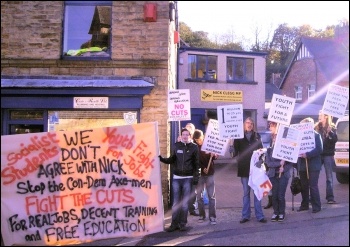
[178,1,349,45]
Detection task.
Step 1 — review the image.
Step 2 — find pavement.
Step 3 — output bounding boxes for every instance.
[72,161,349,246]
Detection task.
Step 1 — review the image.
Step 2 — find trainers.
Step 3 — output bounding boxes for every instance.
[271,214,279,222]
[198,216,206,223]
[209,217,217,225]
[278,214,285,222]
[327,200,336,204]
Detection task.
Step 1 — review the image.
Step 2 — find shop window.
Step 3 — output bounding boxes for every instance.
[63,1,112,59]
[227,57,254,83]
[48,110,138,131]
[187,55,217,82]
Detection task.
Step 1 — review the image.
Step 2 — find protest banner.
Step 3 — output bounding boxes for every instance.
[201,119,229,156]
[290,122,315,154]
[217,104,243,139]
[167,89,191,121]
[268,94,296,125]
[321,84,349,119]
[248,149,272,201]
[272,124,302,163]
[1,122,164,246]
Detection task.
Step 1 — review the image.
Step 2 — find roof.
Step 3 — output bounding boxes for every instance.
[89,6,111,34]
[265,82,281,102]
[1,76,154,88]
[280,36,349,88]
[302,37,349,82]
[179,46,267,57]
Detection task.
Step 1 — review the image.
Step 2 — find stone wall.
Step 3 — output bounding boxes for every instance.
[1,1,175,210]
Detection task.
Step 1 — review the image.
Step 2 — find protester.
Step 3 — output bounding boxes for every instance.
[192,129,218,225]
[297,117,323,213]
[314,110,338,204]
[265,121,293,222]
[159,128,200,232]
[230,117,267,223]
[185,123,201,216]
[177,123,200,216]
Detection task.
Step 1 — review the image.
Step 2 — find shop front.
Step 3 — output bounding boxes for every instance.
[1,76,154,135]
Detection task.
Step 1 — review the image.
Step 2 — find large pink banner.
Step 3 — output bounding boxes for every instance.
[1,122,164,246]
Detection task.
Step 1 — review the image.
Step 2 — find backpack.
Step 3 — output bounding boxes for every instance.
[290,176,302,195]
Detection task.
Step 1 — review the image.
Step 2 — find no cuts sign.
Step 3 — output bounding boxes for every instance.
[167,89,191,121]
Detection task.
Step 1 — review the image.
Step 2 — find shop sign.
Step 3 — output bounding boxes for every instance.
[73,97,108,108]
[201,90,243,102]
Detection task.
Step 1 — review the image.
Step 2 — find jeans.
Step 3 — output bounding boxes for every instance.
[323,155,335,201]
[188,184,197,213]
[299,170,321,211]
[270,174,289,215]
[171,177,192,227]
[241,177,265,220]
[196,175,216,218]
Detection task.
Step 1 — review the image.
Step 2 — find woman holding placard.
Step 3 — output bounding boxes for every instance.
[314,110,338,204]
[265,121,293,222]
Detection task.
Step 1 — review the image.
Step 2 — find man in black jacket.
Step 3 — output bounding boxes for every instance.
[159,128,200,232]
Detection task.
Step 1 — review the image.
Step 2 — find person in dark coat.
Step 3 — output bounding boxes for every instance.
[297,117,323,213]
[231,117,266,223]
[314,110,338,204]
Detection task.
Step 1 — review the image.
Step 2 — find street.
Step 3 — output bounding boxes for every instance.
[74,160,349,246]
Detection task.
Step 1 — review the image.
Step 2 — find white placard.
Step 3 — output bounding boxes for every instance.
[168,89,191,121]
[290,122,315,154]
[268,94,296,125]
[201,119,230,156]
[272,124,302,163]
[217,104,244,139]
[322,84,349,119]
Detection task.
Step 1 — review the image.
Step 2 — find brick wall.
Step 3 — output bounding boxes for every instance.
[1,1,175,210]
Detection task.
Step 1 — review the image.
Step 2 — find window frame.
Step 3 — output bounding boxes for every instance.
[308,84,316,98]
[295,86,303,100]
[62,1,112,60]
[226,57,254,83]
[186,54,218,83]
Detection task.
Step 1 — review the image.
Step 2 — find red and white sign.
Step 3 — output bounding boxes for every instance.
[168,89,191,121]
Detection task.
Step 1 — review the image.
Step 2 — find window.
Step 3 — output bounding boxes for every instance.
[308,84,316,98]
[295,86,302,100]
[187,55,217,82]
[227,57,254,83]
[63,1,112,59]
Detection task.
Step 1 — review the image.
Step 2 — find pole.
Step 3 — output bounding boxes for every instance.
[305,158,309,180]
[204,154,213,174]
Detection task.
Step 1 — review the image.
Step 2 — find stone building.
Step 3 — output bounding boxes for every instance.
[1,1,178,210]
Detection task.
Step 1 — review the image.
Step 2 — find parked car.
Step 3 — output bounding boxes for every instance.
[333,115,349,184]
[259,131,271,148]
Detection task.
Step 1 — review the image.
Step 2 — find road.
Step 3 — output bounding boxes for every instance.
[73,160,349,246]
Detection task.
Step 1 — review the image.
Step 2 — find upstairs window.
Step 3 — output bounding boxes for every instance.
[227,57,254,83]
[308,84,316,98]
[295,86,303,100]
[63,1,112,59]
[187,55,217,82]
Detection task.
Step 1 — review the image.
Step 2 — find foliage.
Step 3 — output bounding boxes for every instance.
[179,20,349,83]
